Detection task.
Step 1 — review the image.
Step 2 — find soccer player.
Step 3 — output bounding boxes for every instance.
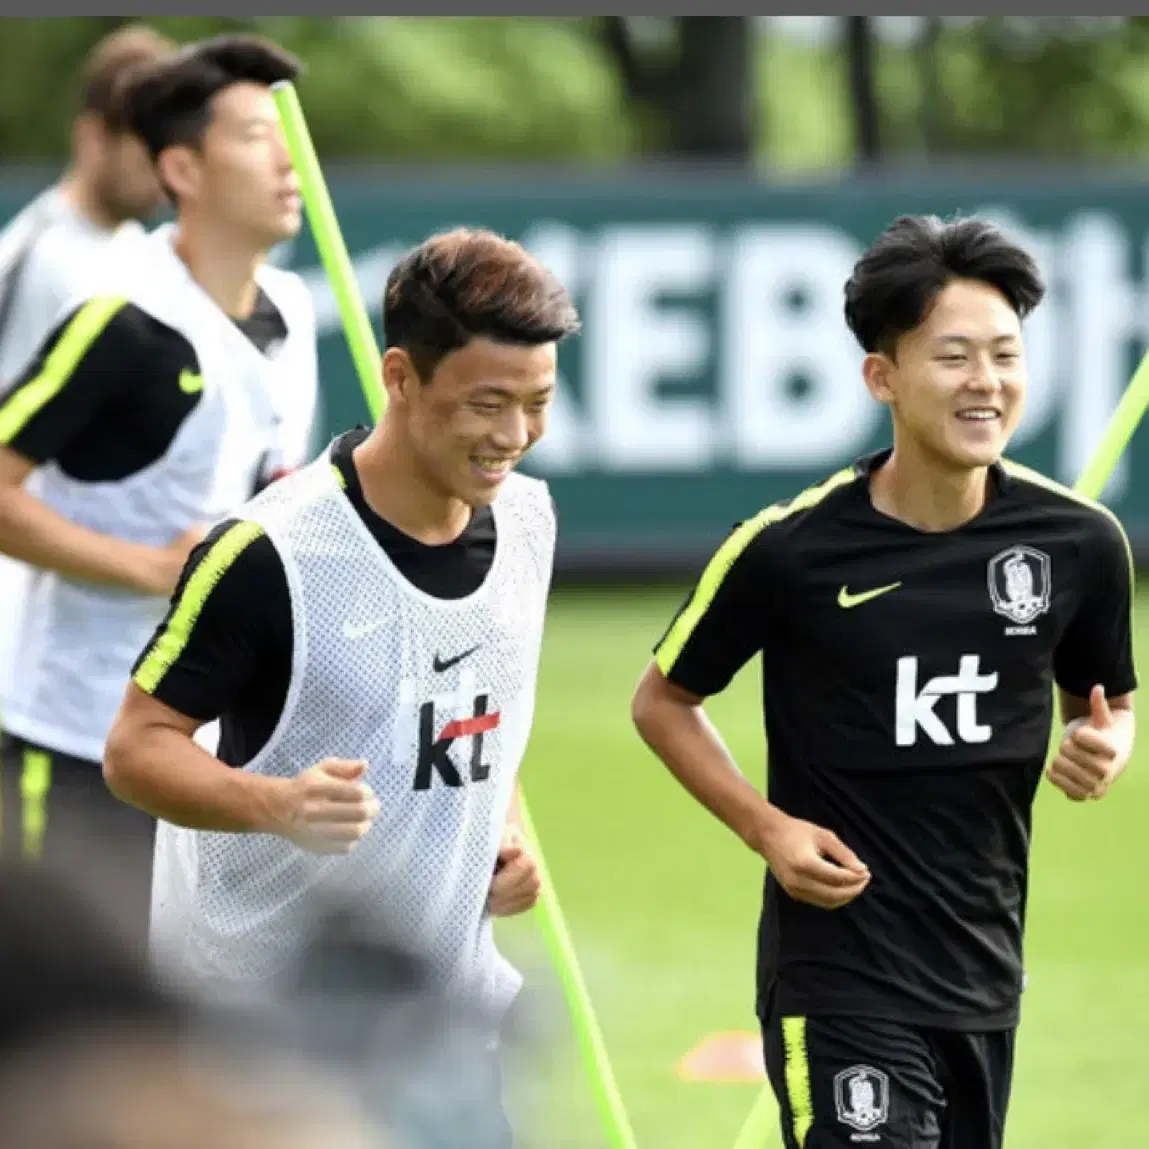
[632,215,1136,1149]
[0,23,176,704]
[0,34,318,946]
[103,227,579,1146]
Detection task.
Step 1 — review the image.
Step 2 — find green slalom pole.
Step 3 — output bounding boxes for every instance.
[729,348,1149,1149]
[272,81,639,1149]
[1072,346,1149,500]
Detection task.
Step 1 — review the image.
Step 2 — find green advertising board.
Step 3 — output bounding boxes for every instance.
[5,171,1149,570]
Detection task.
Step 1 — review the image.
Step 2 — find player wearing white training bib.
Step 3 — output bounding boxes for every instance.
[0,34,316,950]
[0,25,175,709]
[152,445,552,1004]
[105,227,581,1149]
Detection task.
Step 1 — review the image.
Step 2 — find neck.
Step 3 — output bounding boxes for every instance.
[57,170,117,232]
[172,213,266,319]
[352,420,472,545]
[870,438,992,532]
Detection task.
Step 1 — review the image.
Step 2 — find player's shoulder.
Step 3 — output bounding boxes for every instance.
[184,517,282,589]
[735,462,864,557]
[52,294,190,363]
[501,469,551,500]
[999,459,1131,549]
[498,469,557,529]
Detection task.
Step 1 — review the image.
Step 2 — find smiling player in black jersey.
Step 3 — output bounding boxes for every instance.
[633,214,1136,1149]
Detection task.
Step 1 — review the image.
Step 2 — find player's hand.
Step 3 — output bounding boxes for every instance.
[1047,685,1132,802]
[277,758,380,854]
[487,829,541,917]
[758,813,870,910]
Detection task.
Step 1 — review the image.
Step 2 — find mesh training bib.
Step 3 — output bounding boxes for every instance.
[151,454,556,1021]
[1,226,317,762]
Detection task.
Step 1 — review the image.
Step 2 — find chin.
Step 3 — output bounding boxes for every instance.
[461,485,499,509]
[263,215,301,246]
[945,441,1004,471]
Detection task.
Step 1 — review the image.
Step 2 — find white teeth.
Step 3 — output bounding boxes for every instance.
[957,410,998,421]
[473,458,512,472]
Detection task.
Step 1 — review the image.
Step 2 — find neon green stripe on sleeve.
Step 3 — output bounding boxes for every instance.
[0,296,127,444]
[134,521,266,695]
[655,468,855,676]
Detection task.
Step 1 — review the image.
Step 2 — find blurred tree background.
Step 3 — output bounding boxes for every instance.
[1,16,1148,173]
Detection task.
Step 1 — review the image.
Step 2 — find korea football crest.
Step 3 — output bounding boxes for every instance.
[834,1065,889,1140]
[988,545,1051,628]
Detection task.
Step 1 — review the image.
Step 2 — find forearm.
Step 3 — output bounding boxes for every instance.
[0,487,159,592]
[633,690,781,850]
[104,718,288,833]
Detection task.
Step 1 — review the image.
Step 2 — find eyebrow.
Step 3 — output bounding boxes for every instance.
[471,385,555,399]
[933,333,1020,344]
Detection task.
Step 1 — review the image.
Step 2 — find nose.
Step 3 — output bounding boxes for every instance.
[272,132,293,173]
[967,354,1000,392]
[490,407,530,453]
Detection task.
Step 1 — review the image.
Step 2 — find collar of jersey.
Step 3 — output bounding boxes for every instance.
[852,448,1011,493]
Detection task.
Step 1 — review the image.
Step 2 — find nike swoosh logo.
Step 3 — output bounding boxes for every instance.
[343,618,388,640]
[838,582,902,609]
[179,368,204,394]
[433,645,480,673]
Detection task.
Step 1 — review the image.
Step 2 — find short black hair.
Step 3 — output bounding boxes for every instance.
[122,33,301,160]
[843,214,1046,359]
[383,227,581,382]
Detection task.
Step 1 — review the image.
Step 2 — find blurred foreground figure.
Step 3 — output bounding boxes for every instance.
[0,861,382,1149]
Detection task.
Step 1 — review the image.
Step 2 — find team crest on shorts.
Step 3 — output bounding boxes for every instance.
[834,1065,889,1138]
[988,545,1051,627]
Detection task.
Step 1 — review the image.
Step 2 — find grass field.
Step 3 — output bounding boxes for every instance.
[494,584,1149,1149]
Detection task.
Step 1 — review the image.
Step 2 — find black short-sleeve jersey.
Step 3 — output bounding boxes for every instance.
[654,450,1136,1031]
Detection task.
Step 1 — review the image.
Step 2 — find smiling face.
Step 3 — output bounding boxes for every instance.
[383,336,557,507]
[863,277,1027,472]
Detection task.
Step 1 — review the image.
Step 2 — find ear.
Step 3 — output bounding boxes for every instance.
[862,351,897,406]
[382,347,419,406]
[155,145,200,205]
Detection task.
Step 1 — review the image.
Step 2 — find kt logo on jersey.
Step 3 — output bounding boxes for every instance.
[396,670,501,791]
[988,545,1051,634]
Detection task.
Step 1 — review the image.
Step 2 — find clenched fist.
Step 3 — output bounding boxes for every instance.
[754,812,871,911]
[487,829,541,917]
[275,757,380,854]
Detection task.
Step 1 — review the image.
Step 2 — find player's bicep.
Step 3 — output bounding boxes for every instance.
[118,680,203,738]
[132,520,287,722]
[1054,514,1138,699]
[0,296,130,462]
[654,524,772,697]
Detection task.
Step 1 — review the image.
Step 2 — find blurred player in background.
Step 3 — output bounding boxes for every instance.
[633,215,1136,1149]
[0,24,176,710]
[104,227,580,1148]
[0,34,318,950]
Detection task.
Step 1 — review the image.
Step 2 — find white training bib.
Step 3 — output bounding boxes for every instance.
[150,454,556,1022]
[1,226,318,762]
